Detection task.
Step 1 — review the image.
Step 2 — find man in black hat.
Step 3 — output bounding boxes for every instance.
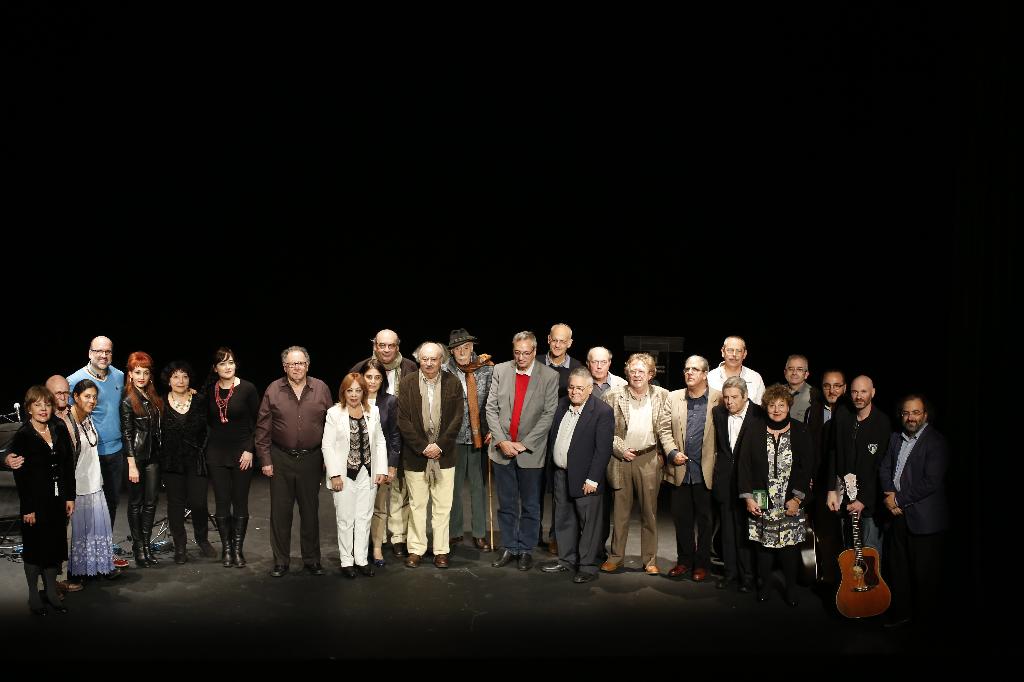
[441,329,495,551]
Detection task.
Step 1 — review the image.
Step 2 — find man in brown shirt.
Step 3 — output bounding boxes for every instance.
[256,346,334,577]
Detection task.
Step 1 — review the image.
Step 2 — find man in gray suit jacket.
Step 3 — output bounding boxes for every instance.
[485,331,559,571]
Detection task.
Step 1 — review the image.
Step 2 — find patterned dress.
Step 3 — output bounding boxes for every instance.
[748,430,806,548]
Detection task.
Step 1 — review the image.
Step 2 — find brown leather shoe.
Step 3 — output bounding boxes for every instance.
[433,553,449,569]
[645,564,660,576]
[547,539,559,555]
[668,564,690,579]
[600,560,621,573]
[404,553,421,568]
[691,567,708,582]
[473,537,492,552]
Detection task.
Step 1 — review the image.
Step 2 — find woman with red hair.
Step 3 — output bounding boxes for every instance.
[119,351,163,568]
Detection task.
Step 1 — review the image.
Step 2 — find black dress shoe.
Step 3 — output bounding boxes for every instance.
[29,606,48,616]
[304,563,325,576]
[341,566,357,579]
[491,548,515,568]
[539,560,569,573]
[758,591,770,602]
[573,572,597,584]
[359,564,375,577]
[392,542,409,558]
[738,581,753,594]
[517,553,533,571]
[716,576,732,590]
[270,565,288,578]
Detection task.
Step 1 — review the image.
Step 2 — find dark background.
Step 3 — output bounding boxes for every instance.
[2,1,1009,634]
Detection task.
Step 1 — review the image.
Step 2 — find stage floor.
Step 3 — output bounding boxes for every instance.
[1,476,927,660]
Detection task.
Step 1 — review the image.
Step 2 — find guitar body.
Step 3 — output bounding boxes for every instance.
[835,546,891,618]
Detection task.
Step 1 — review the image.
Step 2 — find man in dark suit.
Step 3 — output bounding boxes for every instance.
[879,394,949,628]
[712,376,764,592]
[538,367,614,584]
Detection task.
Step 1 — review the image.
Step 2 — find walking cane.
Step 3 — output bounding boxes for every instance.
[487,457,495,550]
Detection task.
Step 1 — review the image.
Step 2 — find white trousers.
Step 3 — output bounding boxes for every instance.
[331,467,377,567]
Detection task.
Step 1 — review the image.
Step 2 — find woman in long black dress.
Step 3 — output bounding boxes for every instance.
[161,360,214,563]
[11,385,75,615]
[205,347,260,568]
[120,351,163,568]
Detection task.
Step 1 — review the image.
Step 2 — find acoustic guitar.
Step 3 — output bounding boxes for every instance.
[835,474,890,618]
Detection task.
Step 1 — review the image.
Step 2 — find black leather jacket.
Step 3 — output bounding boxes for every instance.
[120,389,162,465]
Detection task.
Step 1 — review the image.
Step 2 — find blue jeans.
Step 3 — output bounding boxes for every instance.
[99,450,124,527]
[492,458,544,555]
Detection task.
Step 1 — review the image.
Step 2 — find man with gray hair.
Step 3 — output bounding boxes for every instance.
[587,346,627,399]
[396,342,464,569]
[486,331,559,571]
[256,346,334,577]
[711,375,764,591]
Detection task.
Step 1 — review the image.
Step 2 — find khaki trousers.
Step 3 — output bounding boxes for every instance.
[609,450,660,566]
[405,467,455,557]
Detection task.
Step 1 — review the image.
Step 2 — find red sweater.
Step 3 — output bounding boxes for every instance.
[509,373,531,441]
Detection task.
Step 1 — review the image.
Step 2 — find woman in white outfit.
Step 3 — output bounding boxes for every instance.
[323,373,388,577]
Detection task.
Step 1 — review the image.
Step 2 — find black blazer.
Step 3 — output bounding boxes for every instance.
[738,418,813,508]
[120,388,162,465]
[396,372,465,472]
[11,421,76,514]
[878,425,949,534]
[546,396,614,498]
[827,404,892,516]
[375,392,403,469]
[711,400,765,503]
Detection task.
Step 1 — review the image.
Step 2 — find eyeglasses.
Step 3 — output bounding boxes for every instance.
[284,362,308,368]
[53,391,71,397]
[567,385,589,393]
[786,367,807,373]
[90,349,113,355]
[588,359,610,366]
[513,350,535,357]
[900,410,924,417]
[684,367,704,373]
[723,348,745,356]
[822,383,846,390]
[375,343,397,350]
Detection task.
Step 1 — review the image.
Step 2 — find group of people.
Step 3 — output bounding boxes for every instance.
[3,329,947,628]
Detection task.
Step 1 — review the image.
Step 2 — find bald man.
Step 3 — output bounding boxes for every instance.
[67,337,125,532]
[826,375,892,554]
[707,336,766,406]
[350,329,420,558]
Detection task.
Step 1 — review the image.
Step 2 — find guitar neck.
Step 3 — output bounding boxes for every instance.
[851,509,863,561]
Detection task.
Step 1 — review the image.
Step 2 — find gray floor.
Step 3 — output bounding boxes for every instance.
[1,475,934,660]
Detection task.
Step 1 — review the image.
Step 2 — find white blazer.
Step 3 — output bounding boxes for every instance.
[322,403,388,486]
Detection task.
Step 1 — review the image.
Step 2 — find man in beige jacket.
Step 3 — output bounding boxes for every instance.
[600,353,677,575]
[664,355,721,582]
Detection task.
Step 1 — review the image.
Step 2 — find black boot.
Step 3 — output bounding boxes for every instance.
[194,515,217,558]
[128,506,147,568]
[233,516,249,568]
[216,516,234,567]
[173,532,188,564]
[141,504,159,566]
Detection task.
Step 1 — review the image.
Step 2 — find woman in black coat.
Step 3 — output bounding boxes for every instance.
[739,383,813,607]
[161,360,214,563]
[120,351,163,568]
[11,385,75,615]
